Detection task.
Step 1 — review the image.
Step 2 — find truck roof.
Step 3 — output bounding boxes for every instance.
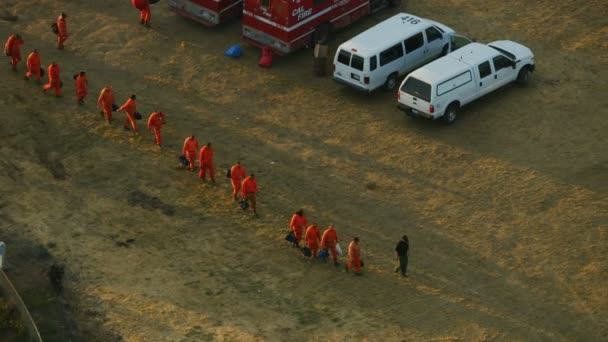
[339,13,435,57]
[447,42,499,66]
[407,43,500,84]
[408,55,471,85]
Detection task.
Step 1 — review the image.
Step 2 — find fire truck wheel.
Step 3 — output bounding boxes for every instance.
[313,23,332,45]
[389,0,401,7]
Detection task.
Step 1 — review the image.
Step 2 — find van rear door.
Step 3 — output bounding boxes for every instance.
[400,76,433,114]
[334,49,368,90]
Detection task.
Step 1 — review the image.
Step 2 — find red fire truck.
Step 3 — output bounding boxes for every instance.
[168,0,243,26]
[242,0,399,54]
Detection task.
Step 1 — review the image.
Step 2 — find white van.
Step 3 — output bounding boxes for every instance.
[396,41,535,124]
[333,13,455,93]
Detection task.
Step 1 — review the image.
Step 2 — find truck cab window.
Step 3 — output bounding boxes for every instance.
[425,27,442,43]
[404,32,424,53]
[478,61,492,78]
[493,55,511,71]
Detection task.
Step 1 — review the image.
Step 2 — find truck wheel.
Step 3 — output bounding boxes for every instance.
[384,73,398,91]
[442,104,458,124]
[313,23,331,45]
[516,67,530,85]
[389,0,401,7]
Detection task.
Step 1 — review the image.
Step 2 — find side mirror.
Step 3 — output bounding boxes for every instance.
[511,61,517,69]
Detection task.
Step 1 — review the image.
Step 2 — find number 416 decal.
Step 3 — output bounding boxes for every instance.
[401,16,420,24]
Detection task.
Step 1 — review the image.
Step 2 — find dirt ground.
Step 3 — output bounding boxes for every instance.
[0,0,606,341]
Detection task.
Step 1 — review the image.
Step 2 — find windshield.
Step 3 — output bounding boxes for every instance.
[401,77,431,102]
[489,45,515,60]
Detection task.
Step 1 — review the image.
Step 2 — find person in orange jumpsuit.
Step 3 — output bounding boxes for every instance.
[117,94,138,133]
[305,224,321,258]
[321,224,339,266]
[182,135,199,171]
[229,161,246,201]
[56,13,68,49]
[5,34,24,71]
[142,1,151,27]
[42,62,61,97]
[97,85,115,124]
[75,71,87,105]
[198,142,215,182]
[241,173,258,216]
[24,49,41,83]
[289,209,307,248]
[346,237,362,275]
[147,111,165,147]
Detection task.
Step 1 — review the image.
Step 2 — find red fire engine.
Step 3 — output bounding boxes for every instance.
[242,0,399,54]
[168,0,243,26]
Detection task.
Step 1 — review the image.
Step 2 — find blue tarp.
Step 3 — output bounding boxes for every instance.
[225,45,242,58]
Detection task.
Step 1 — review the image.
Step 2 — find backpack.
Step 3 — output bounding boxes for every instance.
[226,168,231,178]
[51,23,59,35]
[178,155,189,167]
[284,231,296,244]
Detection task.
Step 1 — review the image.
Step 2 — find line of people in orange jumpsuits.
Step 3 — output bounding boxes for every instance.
[289,209,364,275]
[5,7,410,278]
[4,9,260,218]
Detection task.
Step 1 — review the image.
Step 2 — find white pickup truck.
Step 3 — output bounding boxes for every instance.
[396,40,535,124]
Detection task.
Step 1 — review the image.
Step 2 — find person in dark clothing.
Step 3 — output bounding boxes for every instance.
[395,235,409,277]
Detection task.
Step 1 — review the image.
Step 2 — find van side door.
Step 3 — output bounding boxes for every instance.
[403,32,425,72]
[423,26,445,62]
[475,60,497,99]
[491,54,516,90]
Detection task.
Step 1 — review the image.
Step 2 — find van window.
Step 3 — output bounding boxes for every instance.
[380,43,404,66]
[351,54,364,71]
[401,77,431,102]
[404,32,424,53]
[337,50,351,66]
[437,71,472,96]
[370,56,377,71]
[493,55,511,71]
[478,61,492,78]
[425,27,442,43]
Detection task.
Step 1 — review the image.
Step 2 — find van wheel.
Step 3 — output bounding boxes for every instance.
[516,67,530,85]
[443,104,458,124]
[313,23,331,45]
[384,73,398,91]
[389,0,401,7]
